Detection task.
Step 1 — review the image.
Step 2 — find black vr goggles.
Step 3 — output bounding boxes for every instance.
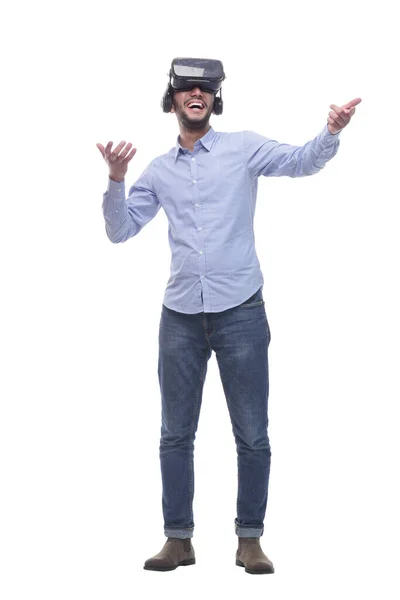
[161,57,226,115]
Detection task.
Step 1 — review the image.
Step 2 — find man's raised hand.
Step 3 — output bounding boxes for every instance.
[327,98,362,135]
[96,141,137,182]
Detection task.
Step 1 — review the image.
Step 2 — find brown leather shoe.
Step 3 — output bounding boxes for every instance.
[143,537,196,571]
[236,537,274,574]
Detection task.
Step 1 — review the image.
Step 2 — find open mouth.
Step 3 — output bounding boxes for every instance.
[186,101,205,113]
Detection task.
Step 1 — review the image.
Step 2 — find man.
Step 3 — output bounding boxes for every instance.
[97,57,361,574]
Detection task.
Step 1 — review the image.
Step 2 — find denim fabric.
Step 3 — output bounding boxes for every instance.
[158,286,271,539]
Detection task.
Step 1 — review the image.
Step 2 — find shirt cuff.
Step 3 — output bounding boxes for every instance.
[106,177,126,198]
[321,123,342,144]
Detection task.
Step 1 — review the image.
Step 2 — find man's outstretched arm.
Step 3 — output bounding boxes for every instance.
[244,97,362,178]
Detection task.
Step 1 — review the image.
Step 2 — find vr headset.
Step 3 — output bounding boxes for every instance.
[161,57,226,115]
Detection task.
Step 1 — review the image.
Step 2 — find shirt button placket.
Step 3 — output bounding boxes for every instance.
[191,153,206,302]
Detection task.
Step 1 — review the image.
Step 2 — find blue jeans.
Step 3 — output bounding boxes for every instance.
[158,287,272,539]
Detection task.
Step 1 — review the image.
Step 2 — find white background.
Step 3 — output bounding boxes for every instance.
[1,0,399,598]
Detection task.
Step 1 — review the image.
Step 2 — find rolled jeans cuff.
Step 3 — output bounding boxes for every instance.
[164,527,194,539]
[235,519,264,538]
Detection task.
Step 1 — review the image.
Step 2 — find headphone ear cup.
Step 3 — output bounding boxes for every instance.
[213,96,223,115]
[161,84,174,113]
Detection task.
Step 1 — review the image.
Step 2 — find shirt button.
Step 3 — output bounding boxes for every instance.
[117,188,121,192]
[191,158,196,161]
[192,180,196,184]
[198,227,202,231]
[195,203,200,207]
[201,276,205,280]
[115,209,119,212]
[199,250,203,255]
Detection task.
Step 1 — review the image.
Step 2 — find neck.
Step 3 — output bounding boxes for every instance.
[178,124,211,152]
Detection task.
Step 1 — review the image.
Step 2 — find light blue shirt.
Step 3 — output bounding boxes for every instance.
[102,124,341,313]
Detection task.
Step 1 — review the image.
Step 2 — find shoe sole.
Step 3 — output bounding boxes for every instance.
[143,558,196,571]
[236,559,274,574]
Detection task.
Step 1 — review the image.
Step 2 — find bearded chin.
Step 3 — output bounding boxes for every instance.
[173,99,213,129]
[180,111,211,129]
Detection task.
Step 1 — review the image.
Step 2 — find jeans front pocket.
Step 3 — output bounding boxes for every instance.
[240,287,264,308]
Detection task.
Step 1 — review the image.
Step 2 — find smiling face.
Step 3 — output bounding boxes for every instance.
[171,86,215,130]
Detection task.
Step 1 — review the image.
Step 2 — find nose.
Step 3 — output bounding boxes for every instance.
[189,86,203,96]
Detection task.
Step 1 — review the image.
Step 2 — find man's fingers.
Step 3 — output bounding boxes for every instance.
[108,140,126,160]
[129,148,137,161]
[343,97,362,109]
[114,142,132,158]
[105,141,125,162]
[329,110,347,127]
[327,97,360,133]
[330,104,348,118]
[98,140,136,164]
[96,143,105,157]
[104,141,120,159]
[126,148,137,161]
[121,146,137,163]
[118,142,134,160]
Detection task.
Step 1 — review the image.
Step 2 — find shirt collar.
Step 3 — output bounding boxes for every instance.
[174,126,216,162]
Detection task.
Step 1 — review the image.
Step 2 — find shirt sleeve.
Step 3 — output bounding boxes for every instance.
[101,161,161,243]
[243,124,341,179]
